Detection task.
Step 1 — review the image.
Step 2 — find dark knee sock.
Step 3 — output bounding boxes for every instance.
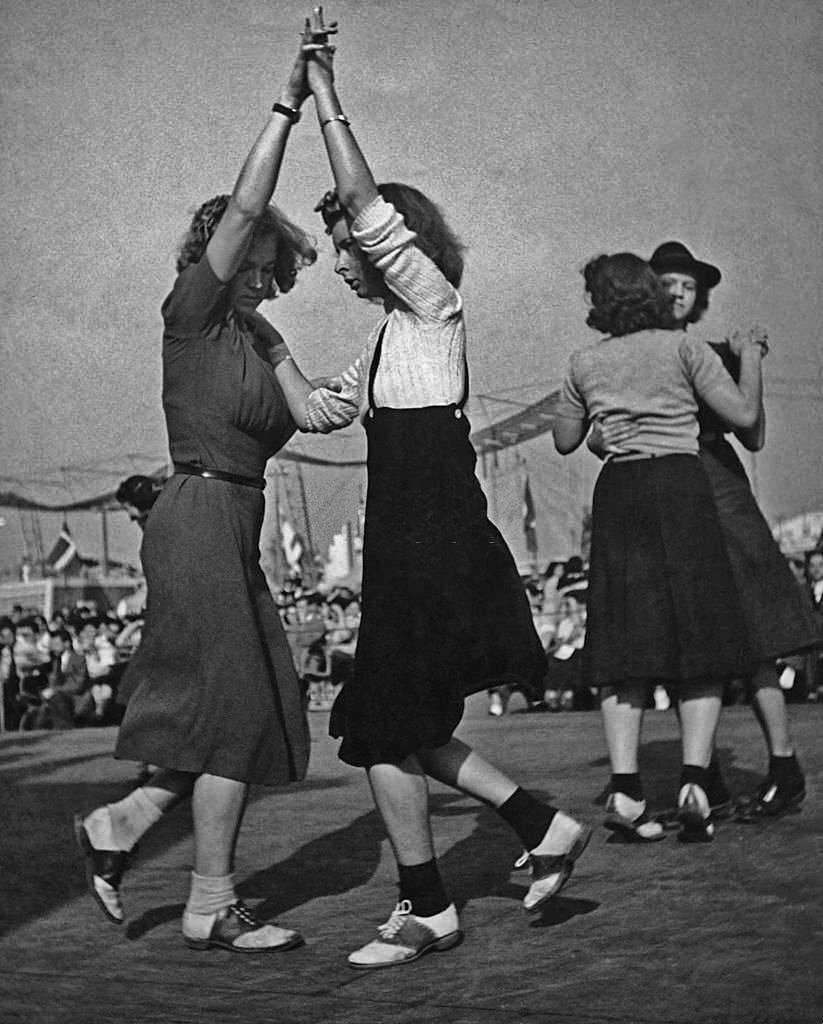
[680,764,709,791]
[497,788,557,850]
[397,859,449,918]
[769,752,803,784]
[610,773,644,802]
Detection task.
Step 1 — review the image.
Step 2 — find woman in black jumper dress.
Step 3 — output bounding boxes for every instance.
[74,34,320,954]
[271,13,591,970]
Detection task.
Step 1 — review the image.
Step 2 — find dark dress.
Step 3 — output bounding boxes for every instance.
[698,344,821,661]
[115,257,310,786]
[329,328,546,767]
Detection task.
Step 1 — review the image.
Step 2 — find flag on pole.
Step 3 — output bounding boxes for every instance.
[45,521,82,574]
[280,519,305,573]
[523,476,538,558]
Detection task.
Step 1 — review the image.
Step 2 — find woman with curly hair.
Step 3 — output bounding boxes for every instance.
[553,252,764,843]
[267,13,591,970]
[74,31,320,954]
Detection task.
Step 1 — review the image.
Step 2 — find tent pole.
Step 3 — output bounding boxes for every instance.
[101,509,110,577]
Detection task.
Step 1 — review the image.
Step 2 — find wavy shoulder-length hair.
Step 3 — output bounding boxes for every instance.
[377,183,465,288]
[316,183,465,288]
[176,194,317,294]
[583,252,673,337]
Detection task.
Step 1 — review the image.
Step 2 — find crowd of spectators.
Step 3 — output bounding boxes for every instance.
[0,602,141,732]
[1,546,819,732]
[488,547,823,717]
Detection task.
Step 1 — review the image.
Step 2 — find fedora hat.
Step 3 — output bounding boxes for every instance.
[649,241,721,289]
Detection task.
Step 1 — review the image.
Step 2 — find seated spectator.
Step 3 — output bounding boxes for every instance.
[32,628,95,729]
[74,615,118,723]
[13,616,52,706]
[1,617,20,730]
[543,591,595,711]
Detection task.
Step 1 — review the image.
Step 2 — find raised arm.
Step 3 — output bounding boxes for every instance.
[206,28,317,282]
[727,327,767,451]
[305,7,379,218]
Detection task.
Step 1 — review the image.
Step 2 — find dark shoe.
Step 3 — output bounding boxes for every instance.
[73,814,133,925]
[522,822,592,914]
[347,901,461,970]
[734,773,806,823]
[677,784,715,843]
[604,793,665,843]
[183,901,304,953]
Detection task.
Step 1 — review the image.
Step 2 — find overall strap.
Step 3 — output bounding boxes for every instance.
[367,317,471,411]
[458,357,470,410]
[367,320,390,412]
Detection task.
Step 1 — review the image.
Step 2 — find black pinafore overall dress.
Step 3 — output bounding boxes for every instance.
[329,324,546,767]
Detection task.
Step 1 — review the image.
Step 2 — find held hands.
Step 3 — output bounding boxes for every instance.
[728,324,769,359]
[303,7,337,92]
[280,8,337,108]
[586,415,640,460]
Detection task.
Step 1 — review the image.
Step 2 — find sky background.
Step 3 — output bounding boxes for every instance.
[2,0,822,578]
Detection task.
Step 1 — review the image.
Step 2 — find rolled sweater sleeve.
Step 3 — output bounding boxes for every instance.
[303,351,366,434]
[351,197,462,321]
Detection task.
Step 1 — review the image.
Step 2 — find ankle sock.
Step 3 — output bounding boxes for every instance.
[679,764,709,791]
[185,872,237,917]
[610,773,643,802]
[497,788,558,851]
[397,859,449,918]
[106,787,164,851]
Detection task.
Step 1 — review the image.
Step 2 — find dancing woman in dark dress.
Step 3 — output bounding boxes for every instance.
[271,11,591,969]
[74,34,320,953]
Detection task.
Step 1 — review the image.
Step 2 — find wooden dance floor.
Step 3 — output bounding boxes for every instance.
[1,697,820,1024]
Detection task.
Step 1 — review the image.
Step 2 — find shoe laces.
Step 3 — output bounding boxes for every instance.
[377,900,412,939]
[229,900,263,928]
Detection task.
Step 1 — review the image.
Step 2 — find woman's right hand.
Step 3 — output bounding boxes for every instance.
[587,415,639,459]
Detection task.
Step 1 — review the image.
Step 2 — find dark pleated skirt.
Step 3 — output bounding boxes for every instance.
[700,439,821,659]
[329,405,546,767]
[115,474,310,786]
[584,454,755,687]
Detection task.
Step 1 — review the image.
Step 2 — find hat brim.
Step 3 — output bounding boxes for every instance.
[651,254,721,289]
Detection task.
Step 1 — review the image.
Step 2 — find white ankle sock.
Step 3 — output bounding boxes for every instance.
[185,872,237,917]
[103,788,164,851]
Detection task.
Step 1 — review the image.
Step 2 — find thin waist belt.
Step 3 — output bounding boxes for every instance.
[607,451,696,463]
[173,462,265,490]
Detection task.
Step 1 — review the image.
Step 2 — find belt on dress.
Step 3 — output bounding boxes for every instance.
[607,451,659,463]
[173,462,266,490]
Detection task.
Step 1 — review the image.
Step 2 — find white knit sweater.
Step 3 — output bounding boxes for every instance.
[303,196,466,433]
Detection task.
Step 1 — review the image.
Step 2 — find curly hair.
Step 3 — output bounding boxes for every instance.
[315,183,465,288]
[583,253,673,337]
[176,195,317,294]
